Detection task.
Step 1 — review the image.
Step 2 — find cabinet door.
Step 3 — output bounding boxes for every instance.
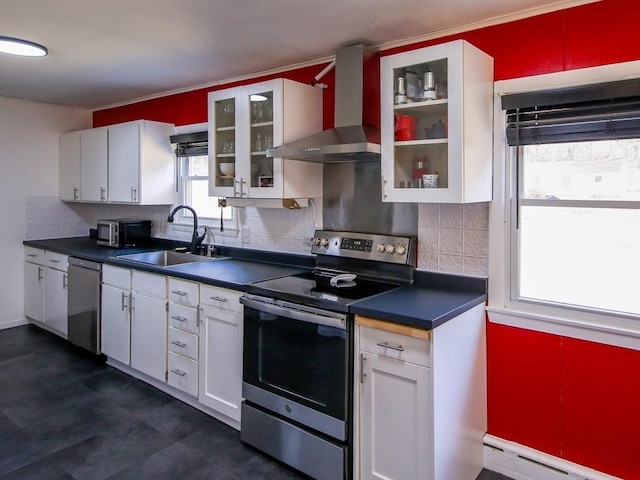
[131,293,167,381]
[80,128,108,202]
[209,88,241,197]
[198,303,243,421]
[45,268,68,335]
[101,284,131,365]
[108,122,140,203]
[24,262,45,322]
[360,352,431,480]
[60,132,81,201]
[244,80,281,198]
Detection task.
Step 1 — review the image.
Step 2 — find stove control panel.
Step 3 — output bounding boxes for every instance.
[311,230,416,266]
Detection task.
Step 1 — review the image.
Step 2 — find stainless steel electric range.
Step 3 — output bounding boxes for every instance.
[240,230,416,480]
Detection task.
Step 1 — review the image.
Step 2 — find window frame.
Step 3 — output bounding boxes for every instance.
[172,123,237,234]
[488,62,640,350]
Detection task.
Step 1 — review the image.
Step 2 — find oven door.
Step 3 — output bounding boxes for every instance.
[240,294,351,441]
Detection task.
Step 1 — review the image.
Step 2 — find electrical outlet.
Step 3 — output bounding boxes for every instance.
[242,228,250,244]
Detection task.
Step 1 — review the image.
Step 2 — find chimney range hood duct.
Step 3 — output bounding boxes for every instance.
[266,44,380,163]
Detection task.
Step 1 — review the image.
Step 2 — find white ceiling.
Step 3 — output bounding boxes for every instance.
[0,0,589,109]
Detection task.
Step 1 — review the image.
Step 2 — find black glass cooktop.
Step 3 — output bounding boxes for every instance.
[245,270,402,312]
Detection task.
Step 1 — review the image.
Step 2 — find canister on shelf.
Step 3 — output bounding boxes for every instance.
[423,70,436,100]
[395,77,407,105]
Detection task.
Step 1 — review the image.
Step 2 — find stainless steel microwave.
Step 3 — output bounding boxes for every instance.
[96,219,152,248]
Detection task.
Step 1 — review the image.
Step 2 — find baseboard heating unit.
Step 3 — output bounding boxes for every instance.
[483,434,622,480]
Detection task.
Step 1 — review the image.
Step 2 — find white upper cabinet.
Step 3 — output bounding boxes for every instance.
[208,78,323,200]
[80,127,109,202]
[60,120,174,205]
[108,120,175,204]
[380,40,494,203]
[60,131,81,201]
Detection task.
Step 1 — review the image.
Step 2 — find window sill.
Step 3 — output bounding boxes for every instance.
[486,305,640,351]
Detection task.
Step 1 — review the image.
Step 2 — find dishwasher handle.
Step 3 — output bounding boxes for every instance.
[68,257,102,271]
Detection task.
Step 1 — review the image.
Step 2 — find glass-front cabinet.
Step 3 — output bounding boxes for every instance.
[208,78,322,201]
[380,40,494,203]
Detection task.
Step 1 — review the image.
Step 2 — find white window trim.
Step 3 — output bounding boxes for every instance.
[488,60,640,351]
[172,122,238,236]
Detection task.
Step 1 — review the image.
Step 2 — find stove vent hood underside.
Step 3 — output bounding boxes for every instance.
[266,44,380,163]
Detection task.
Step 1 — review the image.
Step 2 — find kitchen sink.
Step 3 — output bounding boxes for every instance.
[116,250,229,267]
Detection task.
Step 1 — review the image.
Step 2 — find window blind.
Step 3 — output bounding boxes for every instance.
[170,131,208,156]
[502,78,640,146]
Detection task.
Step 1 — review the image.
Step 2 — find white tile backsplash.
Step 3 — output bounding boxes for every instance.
[25,197,488,277]
[417,202,489,277]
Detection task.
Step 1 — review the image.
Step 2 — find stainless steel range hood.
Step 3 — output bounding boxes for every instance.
[266,44,380,163]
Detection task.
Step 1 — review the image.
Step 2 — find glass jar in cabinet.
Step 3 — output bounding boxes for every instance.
[380,39,493,203]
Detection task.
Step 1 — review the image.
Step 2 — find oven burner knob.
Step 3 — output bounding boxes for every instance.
[377,244,386,253]
[320,238,329,247]
[396,245,407,255]
[313,237,321,246]
[385,244,395,254]
[285,404,292,413]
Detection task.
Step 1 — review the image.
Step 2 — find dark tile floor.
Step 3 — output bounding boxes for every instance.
[1,325,512,480]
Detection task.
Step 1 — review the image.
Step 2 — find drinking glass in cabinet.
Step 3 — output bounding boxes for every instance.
[217,99,235,128]
[250,92,273,123]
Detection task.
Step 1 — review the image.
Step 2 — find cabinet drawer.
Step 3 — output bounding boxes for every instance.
[168,303,198,334]
[360,325,430,367]
[132,270,166,298]
[200,284,242,312]
[167,352,198,396]
[25,247,45,265]
[168,327,198,360]
[103,264,131,290]
[45,251,68,271]
[168,278,199,307]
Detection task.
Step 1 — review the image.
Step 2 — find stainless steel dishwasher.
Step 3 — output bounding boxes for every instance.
[67,257,102,354]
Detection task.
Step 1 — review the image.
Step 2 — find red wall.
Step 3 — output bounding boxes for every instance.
[94,64,337,129]
[93,1,640,477]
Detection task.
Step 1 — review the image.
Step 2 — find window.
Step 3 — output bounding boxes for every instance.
[172,129,235,230]
[489,69,640,348]
[516,139,639,316]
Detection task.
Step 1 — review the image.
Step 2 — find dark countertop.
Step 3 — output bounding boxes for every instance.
[350,271,487,329]
[23,237,311,289]
[24,237,487,330]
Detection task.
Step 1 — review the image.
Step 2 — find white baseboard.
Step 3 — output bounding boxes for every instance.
[0,318,29,330]
[484,434,622,480]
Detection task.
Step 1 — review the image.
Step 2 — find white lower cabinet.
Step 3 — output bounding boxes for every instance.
[24,248,45,323]
[198,284,243,422]
[25,248,68,337]
[359,324,432,480]
[98,268,245,428]
[356,306,487,480]
[131,271,167,382]
[166,278,200,396]
[101,265,132,365]
[44,251,68,335]
[167,351,198,396]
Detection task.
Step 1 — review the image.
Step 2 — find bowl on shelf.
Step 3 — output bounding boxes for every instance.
[219,163,235,177]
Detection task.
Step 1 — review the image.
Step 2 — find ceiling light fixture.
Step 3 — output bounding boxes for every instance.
[250,94,268,102]
[0,36,48,57]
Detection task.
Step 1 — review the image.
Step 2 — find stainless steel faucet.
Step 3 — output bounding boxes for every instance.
[167,205,206,254]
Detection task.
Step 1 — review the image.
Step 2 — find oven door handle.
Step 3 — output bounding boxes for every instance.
[240,296,346,330]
